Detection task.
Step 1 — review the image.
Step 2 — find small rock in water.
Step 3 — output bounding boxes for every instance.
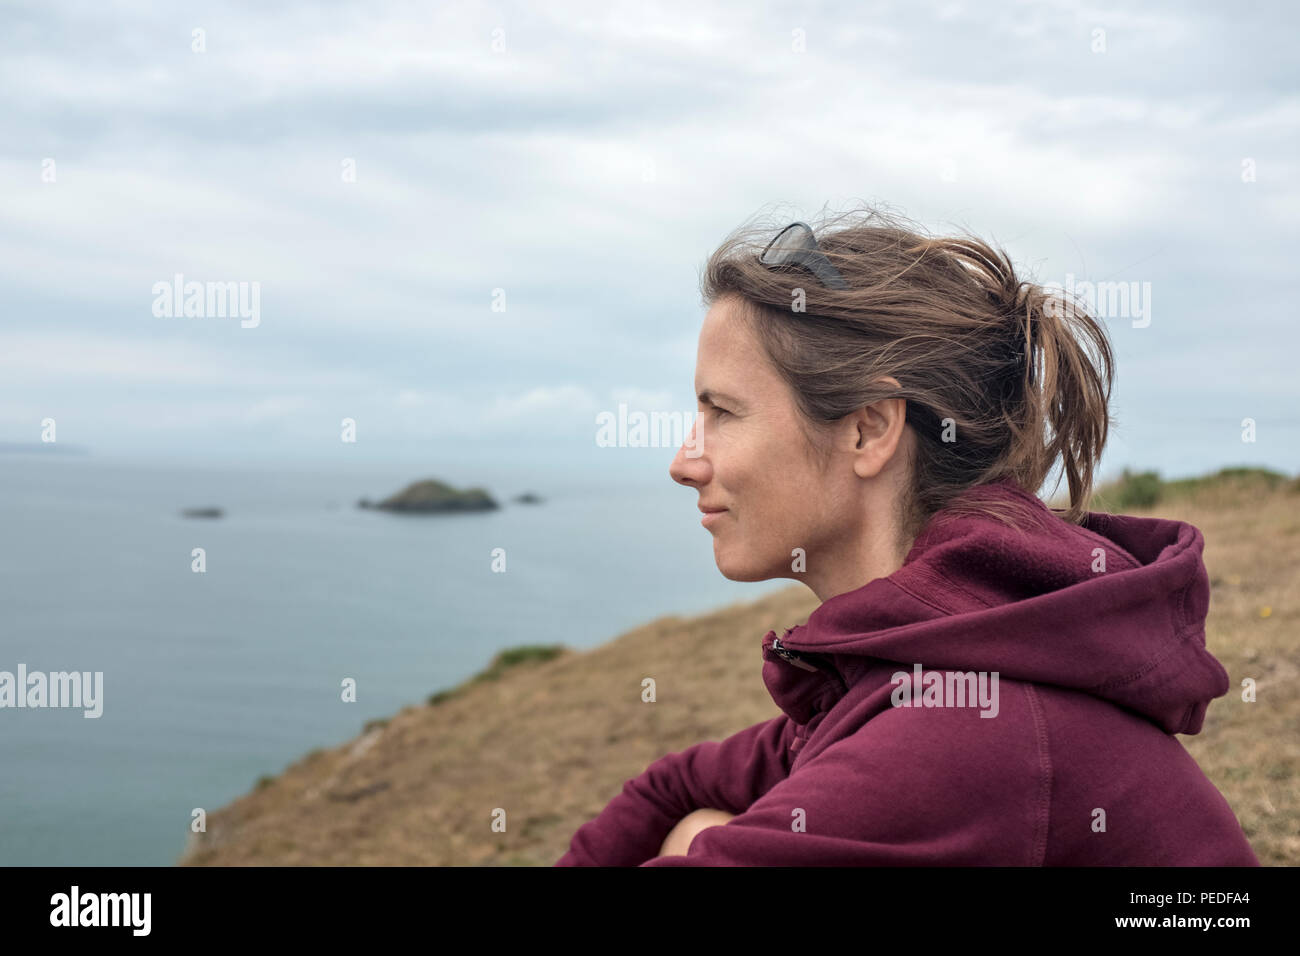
[181,507,224,519]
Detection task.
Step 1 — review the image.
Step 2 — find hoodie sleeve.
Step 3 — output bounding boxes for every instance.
[554,712,800,866]
[640,701,1046,866]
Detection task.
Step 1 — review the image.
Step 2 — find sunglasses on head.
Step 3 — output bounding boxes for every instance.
[758,221,849,290]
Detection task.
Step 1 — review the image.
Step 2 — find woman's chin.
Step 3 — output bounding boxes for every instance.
[712,548,770,582]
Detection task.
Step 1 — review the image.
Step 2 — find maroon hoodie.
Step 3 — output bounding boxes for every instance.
[555,478,1260,866]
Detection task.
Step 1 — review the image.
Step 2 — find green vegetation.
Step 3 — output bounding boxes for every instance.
[427,644,569,706]
[1162,466,1296,497]
[1091,466,1297,513]
[1097,468,1163,510]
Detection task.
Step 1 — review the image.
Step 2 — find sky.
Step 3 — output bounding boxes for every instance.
[2,0,1297,492]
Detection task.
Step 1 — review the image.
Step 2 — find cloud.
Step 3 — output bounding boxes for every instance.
[608,387,680,411]
[0,331,369,387]
[481,384,599,422]
[0,0,1295,474]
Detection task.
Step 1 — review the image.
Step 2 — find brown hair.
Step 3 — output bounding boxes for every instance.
[700,203,1115,540]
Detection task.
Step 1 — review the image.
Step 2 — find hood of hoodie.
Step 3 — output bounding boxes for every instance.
[762,477,1230,736]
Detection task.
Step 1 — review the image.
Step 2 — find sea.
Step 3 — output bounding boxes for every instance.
[0,453,788,866]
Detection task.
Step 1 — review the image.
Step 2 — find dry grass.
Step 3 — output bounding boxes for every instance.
[181,473,1298,866]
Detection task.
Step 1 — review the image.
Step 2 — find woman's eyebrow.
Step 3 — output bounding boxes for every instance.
[697,389,742,406]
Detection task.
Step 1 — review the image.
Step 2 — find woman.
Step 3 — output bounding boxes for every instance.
[555,207,1259,866]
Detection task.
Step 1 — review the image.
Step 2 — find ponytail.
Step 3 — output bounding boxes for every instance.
[1007,278,1114,523]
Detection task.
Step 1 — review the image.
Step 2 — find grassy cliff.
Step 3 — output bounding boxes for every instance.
[180,468,1299,866]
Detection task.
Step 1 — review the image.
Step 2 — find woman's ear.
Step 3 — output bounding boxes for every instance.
[851,378,907,479]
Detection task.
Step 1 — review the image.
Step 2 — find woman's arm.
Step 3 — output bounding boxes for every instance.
[658,807,737,856]
[641,697,1044,866]
[554,713,798,866]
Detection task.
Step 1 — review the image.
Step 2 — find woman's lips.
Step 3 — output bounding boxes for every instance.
[701,509,727,528]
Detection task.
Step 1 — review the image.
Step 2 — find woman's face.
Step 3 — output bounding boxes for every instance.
[669,296,865,584]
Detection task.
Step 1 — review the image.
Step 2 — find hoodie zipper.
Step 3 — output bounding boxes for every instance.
[769,634,821,671]
[772,635,848,690]
[770,634,850,721]
[771,635,822,671]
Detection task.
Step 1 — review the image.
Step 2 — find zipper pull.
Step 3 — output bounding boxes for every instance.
[771,636,821,672]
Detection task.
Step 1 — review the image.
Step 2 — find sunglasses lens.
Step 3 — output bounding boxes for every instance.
[761,224,812,264]
[758,221,848,290]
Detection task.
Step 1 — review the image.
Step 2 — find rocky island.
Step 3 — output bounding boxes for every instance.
[358,478,499,513]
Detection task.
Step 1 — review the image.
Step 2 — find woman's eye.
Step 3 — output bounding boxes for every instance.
[711,406,730,419]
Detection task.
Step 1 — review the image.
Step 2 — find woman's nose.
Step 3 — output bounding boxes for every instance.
[669,421,708,486]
